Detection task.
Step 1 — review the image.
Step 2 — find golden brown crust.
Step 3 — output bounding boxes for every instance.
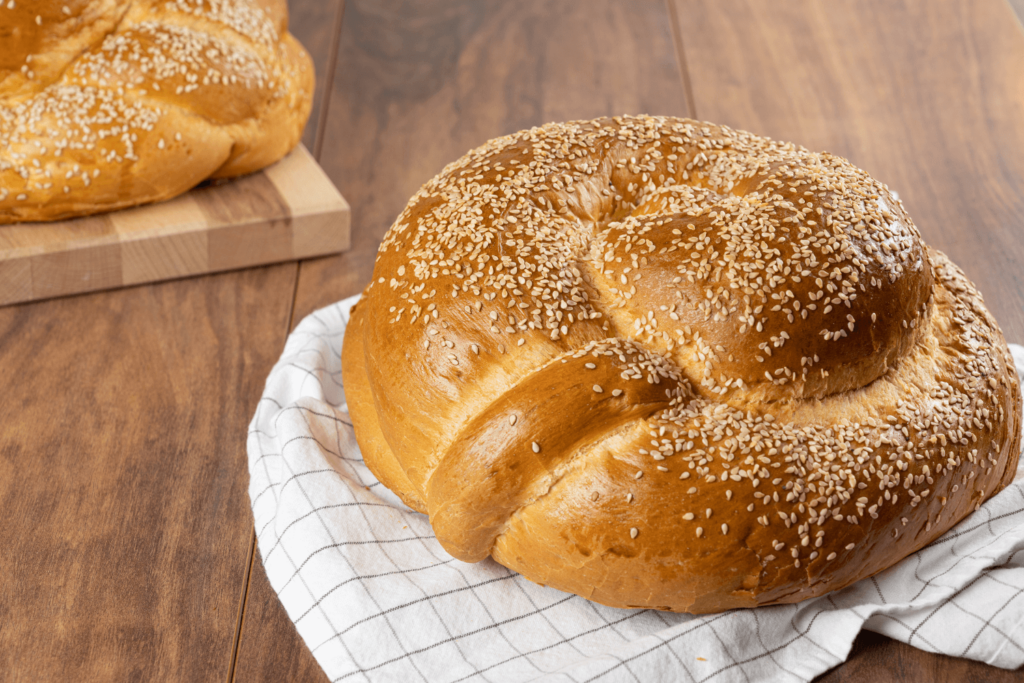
[0,0,313,223]
[340,116,1022,613]
[344,300,427,514]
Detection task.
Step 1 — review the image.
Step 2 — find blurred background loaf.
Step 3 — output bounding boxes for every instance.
[0,0,314,223]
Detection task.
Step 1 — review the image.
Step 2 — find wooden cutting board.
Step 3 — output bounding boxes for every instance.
[0,144,350,306]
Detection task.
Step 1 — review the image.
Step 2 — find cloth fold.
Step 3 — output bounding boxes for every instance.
[248,295,1024,682]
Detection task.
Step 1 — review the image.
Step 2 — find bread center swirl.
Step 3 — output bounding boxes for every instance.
[353,116,1021,611]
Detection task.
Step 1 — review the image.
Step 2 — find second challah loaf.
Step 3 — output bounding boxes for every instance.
[0,0,313,223]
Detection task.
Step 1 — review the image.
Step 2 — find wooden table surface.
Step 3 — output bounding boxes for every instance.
[3,1,1024,680]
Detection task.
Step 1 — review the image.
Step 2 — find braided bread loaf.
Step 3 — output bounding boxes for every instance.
[0,0,312,223]
[342,116,1021,613]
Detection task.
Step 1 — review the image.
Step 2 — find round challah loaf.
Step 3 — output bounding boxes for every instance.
[0,0,313,223]
[342,116,1022,613]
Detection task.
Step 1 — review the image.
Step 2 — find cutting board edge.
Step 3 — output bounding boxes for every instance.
[0,144,351,307]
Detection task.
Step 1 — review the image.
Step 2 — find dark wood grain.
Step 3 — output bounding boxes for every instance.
[673,0,1024,343]
[287,0,346,154]
[817,631,1023,683]
[0,266,296,681]
[230,1,691,680]
[670,0,1024,679]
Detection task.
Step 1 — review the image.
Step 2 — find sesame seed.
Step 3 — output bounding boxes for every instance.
[508,415,517,426]
[630,527,639,539]
[531,442,540,453]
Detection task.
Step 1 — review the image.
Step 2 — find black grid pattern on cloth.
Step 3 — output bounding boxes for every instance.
[247,297,1024,683]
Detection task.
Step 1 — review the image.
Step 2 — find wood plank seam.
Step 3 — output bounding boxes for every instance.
[226,530,258,683]
[314,1,348,162]
[666,0,699,119]
[227,2,348,674]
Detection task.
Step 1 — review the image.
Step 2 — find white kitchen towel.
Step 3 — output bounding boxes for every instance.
[248,295,1024,683]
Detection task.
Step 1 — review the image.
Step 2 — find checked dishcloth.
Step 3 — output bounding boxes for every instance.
[248,295,1024,682]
